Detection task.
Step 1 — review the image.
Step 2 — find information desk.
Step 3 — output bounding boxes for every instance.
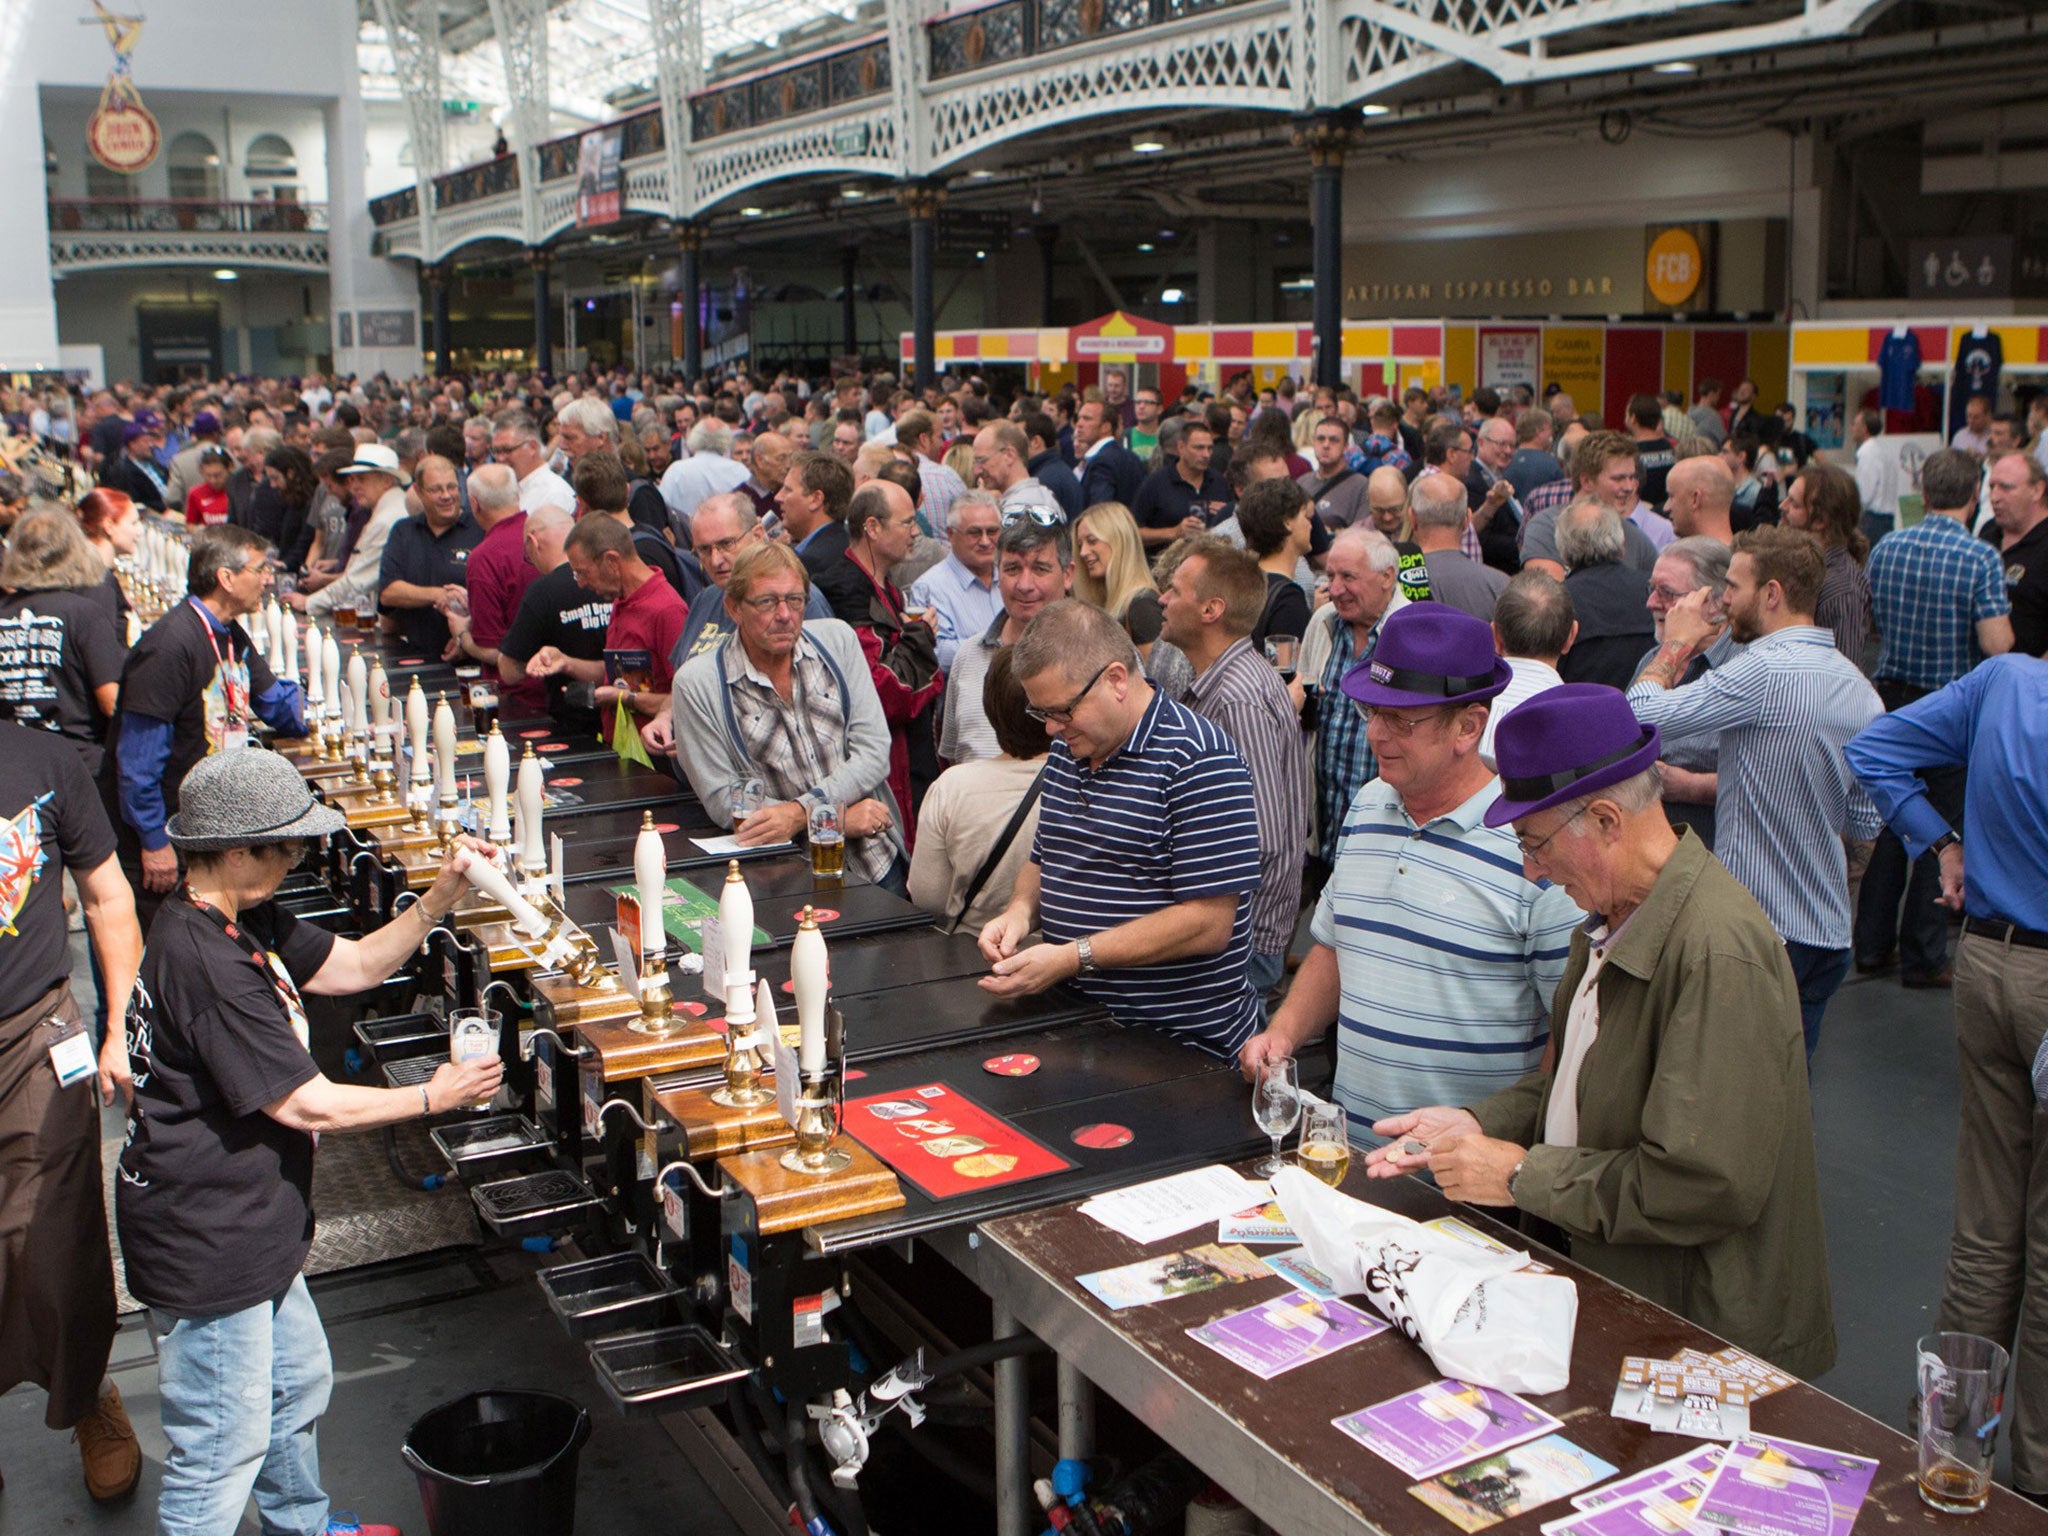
[947,1169,2046,1536]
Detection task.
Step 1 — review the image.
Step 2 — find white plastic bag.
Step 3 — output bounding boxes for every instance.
[1270,1165,1579,1394]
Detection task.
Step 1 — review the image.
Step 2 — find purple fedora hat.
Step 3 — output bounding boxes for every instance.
[1483,684,1662,827]
[1340,603,1511,710]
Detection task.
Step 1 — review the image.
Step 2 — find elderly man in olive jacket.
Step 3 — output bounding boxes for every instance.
[1368,684,1836,1380]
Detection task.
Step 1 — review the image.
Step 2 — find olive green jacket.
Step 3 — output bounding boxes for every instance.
[1469,830,1837,1379]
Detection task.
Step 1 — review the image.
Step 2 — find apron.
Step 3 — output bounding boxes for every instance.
[0,981,116,1427]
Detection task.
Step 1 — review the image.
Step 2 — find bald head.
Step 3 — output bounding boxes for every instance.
[1366,464,1410,539]
[1665,455,1736,542]
[751,431,794,486]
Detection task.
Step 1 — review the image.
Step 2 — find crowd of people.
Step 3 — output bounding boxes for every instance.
[0,351,2044,1528]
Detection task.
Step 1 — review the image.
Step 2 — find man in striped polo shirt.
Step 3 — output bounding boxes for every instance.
[1240,605,1581,1142]
[979,599,1265,1060]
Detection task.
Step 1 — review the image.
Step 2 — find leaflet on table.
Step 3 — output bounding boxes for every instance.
[1186,1290,1387,1379]
[1333,1380,1563,1480]
[1425,1215,1553,1273]
[1077,1165,1267,1245]
[1544,1477,1711,1536]
[1409,1434,1618,1532]
[1572,1446,1726,1510]
[1076,1244,1269,1311]
[1261,1247,1338,1298]
[1689,1436,1877,1536]
[690,832,795,857]
[1612,1380,1751,1441]
[1217,1199,1298,1245]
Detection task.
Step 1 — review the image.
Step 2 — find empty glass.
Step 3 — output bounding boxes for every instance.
[1252,1057,1300,1177]
[1917,1332,2009,1513]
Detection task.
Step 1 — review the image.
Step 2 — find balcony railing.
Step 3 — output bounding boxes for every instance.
[49,198,329,234]
[433,155,520,212]
[369,185,418,226]
[927,0,1247,79]
[536,108,667,183]
[689,36,891,141]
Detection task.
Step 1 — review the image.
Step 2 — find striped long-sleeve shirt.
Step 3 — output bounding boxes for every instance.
[1033,688,1265,1059]
[1314,778,1581,1142]
[1628,625,1884,949]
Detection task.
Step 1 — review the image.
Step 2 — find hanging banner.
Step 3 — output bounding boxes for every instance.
[84,1,161,175]
[575,125,623,228]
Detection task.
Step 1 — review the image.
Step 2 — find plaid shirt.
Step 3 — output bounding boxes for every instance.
[1867,514,2011,690]
[1315,618,1379,867]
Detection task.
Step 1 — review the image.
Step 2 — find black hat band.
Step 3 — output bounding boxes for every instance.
[1501,736,1647,803]
[1367,660,1498,697]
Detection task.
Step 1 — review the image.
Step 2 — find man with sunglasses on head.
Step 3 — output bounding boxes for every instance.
[1238,604,1581,1144]
[672,543,909,893]
[978,599,1266,1061]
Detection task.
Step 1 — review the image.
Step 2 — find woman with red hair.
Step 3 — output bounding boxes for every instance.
[74,486,141,630]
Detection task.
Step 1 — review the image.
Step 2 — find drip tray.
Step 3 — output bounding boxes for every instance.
[354,1013,447,1057]
[539,1252,682,1339]
[588,1324,749,1416]
[382,1055,440,1089]
[431,1115,550,1179]
[470,1168,600,1236]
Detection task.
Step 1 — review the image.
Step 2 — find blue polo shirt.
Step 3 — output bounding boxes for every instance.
[1033,687,1264,1059]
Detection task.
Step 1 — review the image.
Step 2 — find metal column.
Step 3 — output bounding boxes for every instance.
[1037,225,1061,326]
[679,223,703,382]
[429,265,452,375]
[901,182,943,389]
[993,1304,1032,1536]
[841,244,860,360]
[530,248,553,377]
[1299,114,1354,392]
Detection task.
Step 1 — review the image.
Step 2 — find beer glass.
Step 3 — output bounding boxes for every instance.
[1264,634,1299,677]
[355,592,379,634]
[808,801,845,882]
[729,777,766,833]
[1299,1101,1351,1187]
[335,601,358,630]
[1252,1057,1300,1176]
[448,1009,499,1113]
[1917,1332,2009,1513]
[467,681,499,736]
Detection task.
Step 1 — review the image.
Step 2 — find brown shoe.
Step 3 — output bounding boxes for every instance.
[74,1383,141,1503]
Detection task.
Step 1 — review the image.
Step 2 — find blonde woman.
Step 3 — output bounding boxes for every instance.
[943,438,976,487]
[0,507,127,773]
[1073,502,1196,697]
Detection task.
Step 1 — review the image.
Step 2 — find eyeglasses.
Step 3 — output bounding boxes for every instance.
[699,533,751,558]
[1026,662,1111,725]
[1361,704,1455,737]
[1001,506,1064,528]
[1648,583,1695,603]
[1516,809,1585,861]
[739,592,808,614]
[960,526,1003,542]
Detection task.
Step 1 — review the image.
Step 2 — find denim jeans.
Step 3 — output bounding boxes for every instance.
[1246,950,1286,997]
[1783,940,1851,1062]
[150,1274,333,1536]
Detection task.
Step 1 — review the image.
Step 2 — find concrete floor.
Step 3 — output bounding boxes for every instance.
[0,930,1981,1533]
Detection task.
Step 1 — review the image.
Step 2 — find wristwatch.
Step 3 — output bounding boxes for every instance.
[1931,831,1962,856]
[1076,937,1099,977]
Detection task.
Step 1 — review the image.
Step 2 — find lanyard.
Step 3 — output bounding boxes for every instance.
[188,598,235,670]
[182,888,311,1048]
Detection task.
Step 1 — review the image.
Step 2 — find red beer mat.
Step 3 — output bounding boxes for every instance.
[983,1053,1040,1077]
[520,729,551,739]
[538,742,568,752]
[653,823,680,834]
[805,908,841,922]
[670,999,707,1017]
[1071,1123,1134,1150]
[842,1082,1073,1200]
[551,777,583,788]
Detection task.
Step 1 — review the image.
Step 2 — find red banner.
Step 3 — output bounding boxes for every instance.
[841,1081,1073,1200]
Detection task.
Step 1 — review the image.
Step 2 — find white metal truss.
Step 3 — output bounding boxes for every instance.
[884,0,930,180]
[921,0,1296,170]
[50,231,330,277]
[371,0,443,259]
[649,0,705,220]
[688,104,902,212]
[485,0,551,243]
[1335,0,1907,101]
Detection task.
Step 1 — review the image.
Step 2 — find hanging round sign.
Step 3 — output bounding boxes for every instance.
[89,102,160,174]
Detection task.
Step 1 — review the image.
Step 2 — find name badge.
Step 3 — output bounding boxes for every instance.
[49,1031,95,1088]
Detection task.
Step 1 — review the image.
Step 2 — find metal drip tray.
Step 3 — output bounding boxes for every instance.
[588,1324,748,1416]
[354,1013,447,1057]
[470,1168,600,1235]
[382,1055,441,1089]
[538,1252,682,1339]
[431,1115,549,1178]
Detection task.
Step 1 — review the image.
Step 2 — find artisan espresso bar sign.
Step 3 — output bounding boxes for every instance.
[1344,226,1659,318]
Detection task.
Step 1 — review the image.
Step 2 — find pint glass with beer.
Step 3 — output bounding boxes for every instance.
[808,801,845,883]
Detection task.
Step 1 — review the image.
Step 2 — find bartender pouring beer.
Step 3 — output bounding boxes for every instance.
[116,750,502,1534]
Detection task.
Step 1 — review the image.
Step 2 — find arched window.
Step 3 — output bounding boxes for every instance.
[86,158,137,201]
[245,133,298,201]
[167,131,221,201]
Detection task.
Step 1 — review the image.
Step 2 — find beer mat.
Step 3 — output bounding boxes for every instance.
[840,1081,1075,1200]
[1260,1246,1338,1298]
[609,879,770,955]
[1573,1446,1725,1511]
[1071,1122,1133,1149]
[1690,1436,1877,1536]
[542,788,584,810]
[1619,1356,1761,1405]
[1216,1200,1297,1245]
[983,1053,1040,1076]
[1408,1435,1618,1532]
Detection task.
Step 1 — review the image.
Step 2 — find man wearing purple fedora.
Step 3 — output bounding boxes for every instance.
[1365,684,1836,1378]
[1241,604,1581,1140]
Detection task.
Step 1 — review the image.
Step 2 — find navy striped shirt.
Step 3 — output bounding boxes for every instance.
[1033,688,1264,1059]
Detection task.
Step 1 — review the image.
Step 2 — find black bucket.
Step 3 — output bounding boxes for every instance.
[402,1390,591,1536]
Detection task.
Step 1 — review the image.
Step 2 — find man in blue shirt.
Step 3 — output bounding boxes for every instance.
[906,489,1003,671]
[109,525,306,928]
[1854,449,2014,988]
[1846,653,2048,1500]
[978,598,1264,1060]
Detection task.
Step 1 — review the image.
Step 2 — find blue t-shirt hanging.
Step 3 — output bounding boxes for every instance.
[1949,329,2003,437]
[1878,330,1922,413]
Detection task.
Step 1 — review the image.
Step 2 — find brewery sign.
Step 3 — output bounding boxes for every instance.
[84,1,161,175]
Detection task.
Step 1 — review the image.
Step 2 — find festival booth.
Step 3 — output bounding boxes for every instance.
[909,315,1788,428]
[1787,317,2048,451]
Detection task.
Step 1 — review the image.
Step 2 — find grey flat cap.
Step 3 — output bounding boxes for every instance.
[164,748,348,852]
